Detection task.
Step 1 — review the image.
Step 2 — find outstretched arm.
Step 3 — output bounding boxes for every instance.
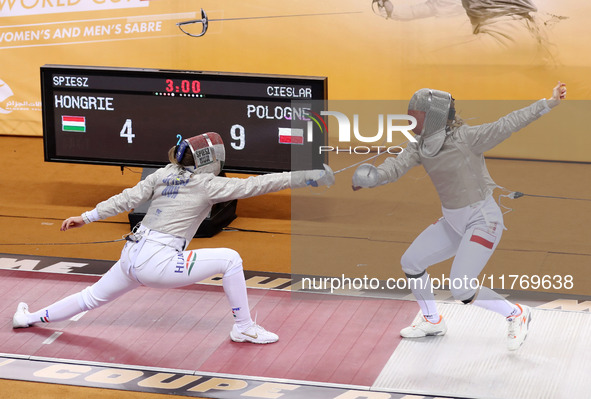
[61,168,160,232]
[459,81,567,154]
[375,0,464,20]
[205,164,335,203]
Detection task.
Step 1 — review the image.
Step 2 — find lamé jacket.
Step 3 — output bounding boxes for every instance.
[83,166,309,243]
[376,99,551,209]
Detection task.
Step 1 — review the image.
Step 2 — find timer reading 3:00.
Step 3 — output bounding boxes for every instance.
[165,79,201,94]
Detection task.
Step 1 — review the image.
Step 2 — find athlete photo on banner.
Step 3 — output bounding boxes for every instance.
[1,1,590,399]
[372,0,566,65]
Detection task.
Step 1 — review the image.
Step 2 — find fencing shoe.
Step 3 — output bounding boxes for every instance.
[507,304,532,351]
[13,302,31,329]
[230,323,278,344]
[400,315,447,338]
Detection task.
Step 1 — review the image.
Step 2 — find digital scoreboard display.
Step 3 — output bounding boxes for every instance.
[41,65,327,173]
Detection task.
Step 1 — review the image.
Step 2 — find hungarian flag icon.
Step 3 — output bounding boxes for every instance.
[62,115,86,132]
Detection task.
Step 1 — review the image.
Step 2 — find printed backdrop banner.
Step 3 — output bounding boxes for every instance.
[1,0,590,161]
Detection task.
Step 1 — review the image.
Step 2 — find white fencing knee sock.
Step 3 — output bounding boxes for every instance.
[408,272,440,323]
[222,267,253,331]
[473,286,519,317]
[27,292,86,325]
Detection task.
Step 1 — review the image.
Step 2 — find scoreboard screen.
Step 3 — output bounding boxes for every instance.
[41,65,327,173]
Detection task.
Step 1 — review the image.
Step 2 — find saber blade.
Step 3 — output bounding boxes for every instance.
[177,9,363,37]
[206,10,363,22]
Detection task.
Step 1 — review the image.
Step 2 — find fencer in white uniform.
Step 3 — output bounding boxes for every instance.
[13,132,335,344]
[352,82,566,350]
[373,0,555,63]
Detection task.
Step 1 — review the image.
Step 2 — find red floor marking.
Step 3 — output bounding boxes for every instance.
[138,291,210,368]
[148,285,230,370]
[232,292,325,378]
[1,269,418,386]
[310,298,382,384]
[196,289,283,374]
[5,272,93,356]
[119,288,203,365]
[342,299,418,386]
[265,295,352,381]
[48,287,156,363]
[274,296,347,381]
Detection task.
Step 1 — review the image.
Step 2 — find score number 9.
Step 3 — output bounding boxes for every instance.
[230,124,245,150]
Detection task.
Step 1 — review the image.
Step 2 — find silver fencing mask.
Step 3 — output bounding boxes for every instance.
[175,132,226,175]
[408,89,453,157]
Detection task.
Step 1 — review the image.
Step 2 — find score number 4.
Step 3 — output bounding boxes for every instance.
[120,120,245,150]
[120,119,135,144]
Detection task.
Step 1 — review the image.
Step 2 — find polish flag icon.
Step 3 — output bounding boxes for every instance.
[470,228,496,249]
[278,128,304,145]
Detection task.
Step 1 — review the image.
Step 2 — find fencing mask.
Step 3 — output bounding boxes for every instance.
[175,132,226,175]
[408,89,454,157]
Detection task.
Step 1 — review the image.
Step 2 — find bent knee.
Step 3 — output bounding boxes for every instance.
[400,251,426,276]
[223,248,243,276]
[450,286,478,303]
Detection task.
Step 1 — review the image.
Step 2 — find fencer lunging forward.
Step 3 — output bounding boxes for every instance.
[352,82,566,350]
[13,132,334,344]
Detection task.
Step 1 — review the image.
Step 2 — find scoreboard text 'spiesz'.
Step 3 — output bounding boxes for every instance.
[41,65,327,173]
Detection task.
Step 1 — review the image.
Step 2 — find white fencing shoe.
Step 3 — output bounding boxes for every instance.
[230,323,279,344]
[13,302,31,329]
[507,304,532,351]
[400,315,447,338]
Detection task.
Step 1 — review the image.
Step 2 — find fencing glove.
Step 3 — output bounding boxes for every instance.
[352,163,385,190]
[305,164,335,187]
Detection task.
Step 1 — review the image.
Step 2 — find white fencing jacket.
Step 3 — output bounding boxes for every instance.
[83,165,309,243]
[377,99,552,209]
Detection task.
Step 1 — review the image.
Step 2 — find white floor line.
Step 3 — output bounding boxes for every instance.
[69,311,88,322]
[42,332,63,345]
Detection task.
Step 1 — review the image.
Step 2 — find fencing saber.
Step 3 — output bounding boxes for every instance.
[508,192,591,202]
[177,9,364,37]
